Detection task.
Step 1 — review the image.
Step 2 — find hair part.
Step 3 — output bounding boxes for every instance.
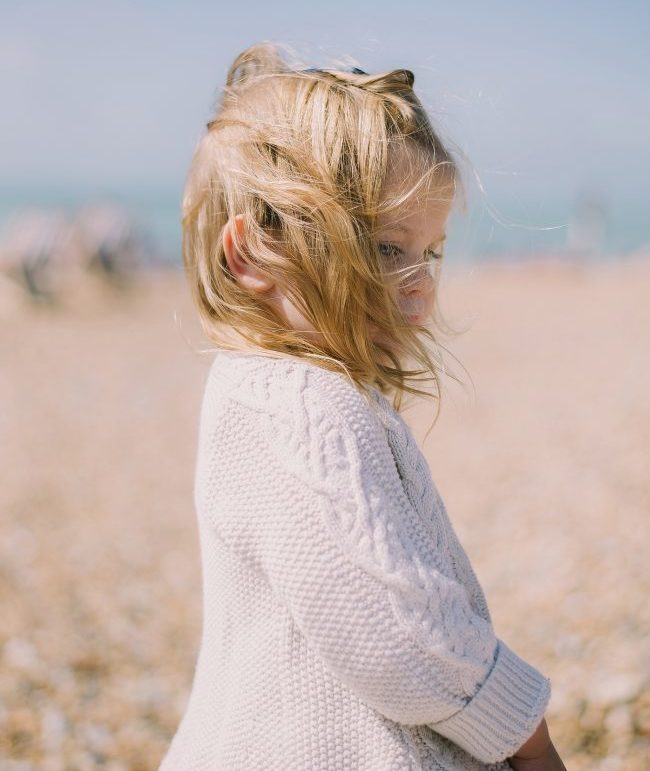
[182,42,463,418]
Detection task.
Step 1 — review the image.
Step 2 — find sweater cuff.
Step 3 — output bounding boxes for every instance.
[429,639,551,763]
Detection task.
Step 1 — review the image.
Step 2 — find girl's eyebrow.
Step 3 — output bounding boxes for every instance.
[381,223,411,233]
[380,222,446,236]
[380,224,447,244]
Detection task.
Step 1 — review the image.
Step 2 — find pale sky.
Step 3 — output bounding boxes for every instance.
[1,0,648,252]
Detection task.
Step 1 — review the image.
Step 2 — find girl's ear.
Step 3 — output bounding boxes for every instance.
[222,214,275,294]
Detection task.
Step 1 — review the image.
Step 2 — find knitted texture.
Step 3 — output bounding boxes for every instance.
[159,350,551,770]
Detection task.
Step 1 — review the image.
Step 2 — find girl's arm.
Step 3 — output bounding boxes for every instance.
[199,361,553,765]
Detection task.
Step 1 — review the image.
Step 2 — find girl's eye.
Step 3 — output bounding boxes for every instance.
[378,243,402,261]
[379,243,444,263]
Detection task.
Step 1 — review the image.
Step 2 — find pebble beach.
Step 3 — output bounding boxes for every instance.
[1,258,648,770]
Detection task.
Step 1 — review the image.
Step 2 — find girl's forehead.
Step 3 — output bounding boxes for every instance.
[377,180,453,233]
[379,144,454,220]
[376,196,451,239]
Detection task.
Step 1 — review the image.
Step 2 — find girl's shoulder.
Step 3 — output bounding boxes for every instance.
[197,348,404,500]
[204,348,391,426]
[199,348,415,474]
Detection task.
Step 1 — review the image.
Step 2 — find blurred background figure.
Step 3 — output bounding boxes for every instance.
[74,203,159,283]
[567,192,609,258]
[0,203,159,303]
[0,209,80,301]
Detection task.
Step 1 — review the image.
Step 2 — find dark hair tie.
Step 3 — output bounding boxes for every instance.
[300,66,413,87]
[397,69,415,87]
[300,66,368,76]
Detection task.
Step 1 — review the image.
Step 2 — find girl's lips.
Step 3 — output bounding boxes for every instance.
[403,310,425,324]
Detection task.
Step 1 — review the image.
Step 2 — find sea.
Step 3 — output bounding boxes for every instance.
[0,186,647,265]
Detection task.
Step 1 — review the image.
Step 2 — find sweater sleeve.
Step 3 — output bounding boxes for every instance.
[197,360,551,764]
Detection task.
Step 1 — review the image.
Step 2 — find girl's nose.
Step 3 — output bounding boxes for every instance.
[397,263,436,324]
[400,262,434,295]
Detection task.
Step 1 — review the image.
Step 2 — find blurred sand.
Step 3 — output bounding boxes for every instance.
[1,259,648,770]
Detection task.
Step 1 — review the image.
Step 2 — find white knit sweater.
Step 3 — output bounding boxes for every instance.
[159,350,551,771]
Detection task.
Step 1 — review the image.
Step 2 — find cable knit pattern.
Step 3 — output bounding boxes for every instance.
[159,350,551,771]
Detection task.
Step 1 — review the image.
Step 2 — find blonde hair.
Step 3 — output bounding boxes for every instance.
[182,42,461,416]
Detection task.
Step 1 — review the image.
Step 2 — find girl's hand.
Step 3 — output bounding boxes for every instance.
[508,718,567,771]
[508,743,566,771]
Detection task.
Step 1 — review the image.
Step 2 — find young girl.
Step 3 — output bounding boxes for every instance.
[159,44,567,771]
